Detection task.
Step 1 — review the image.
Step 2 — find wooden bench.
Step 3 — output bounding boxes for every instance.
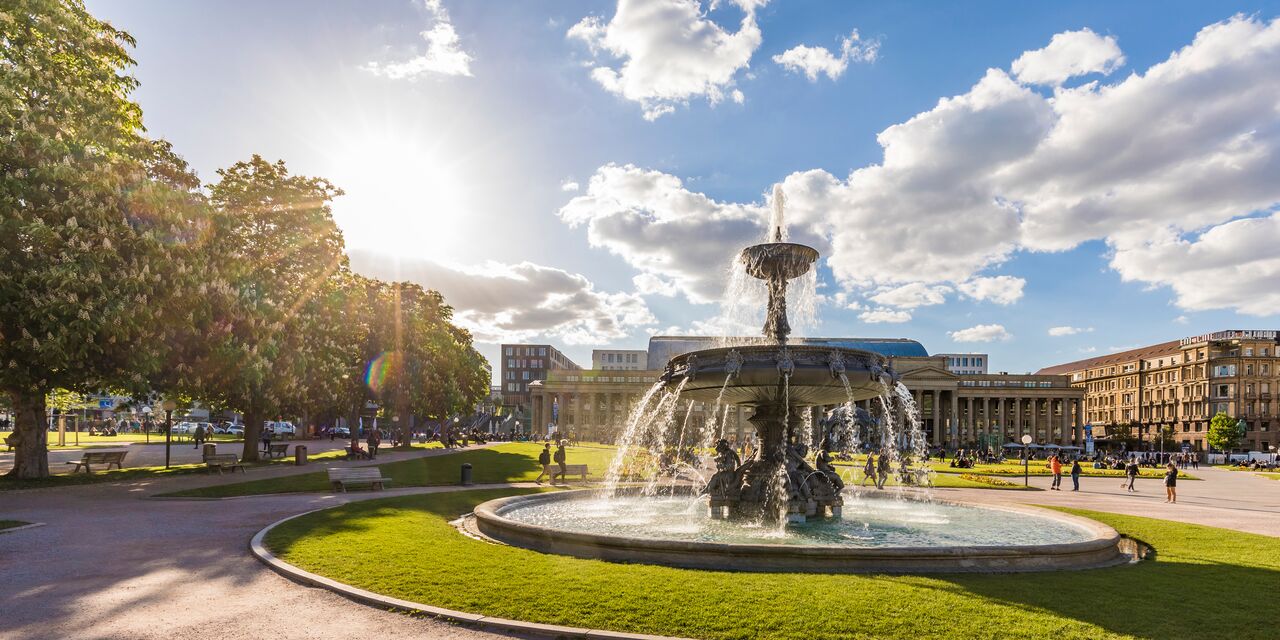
[66,451,127,473]
[263,443,289,459]
[205,453,245,474]
[328,467,392,492]
[556,464,589,482]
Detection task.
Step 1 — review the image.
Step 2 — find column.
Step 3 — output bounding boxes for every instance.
[982,396,990,446]
[1013,398,1023,440]
[1060,397,1071,446]
[949,390,960,447]
[1075,398,1084,447]
[996,397,1005,442]
[965,396,974,445]
[605,392,614,440]
[932,389,943,446]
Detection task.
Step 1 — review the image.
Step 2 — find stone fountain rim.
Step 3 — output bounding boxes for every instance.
[471,489,1129,573]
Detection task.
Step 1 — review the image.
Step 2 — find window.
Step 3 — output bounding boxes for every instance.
[1245,348,1254,356]
[976,358,983,367]
[505,347,513,356]
[539,347,547,356]
[506,359,515,368]
[522,371,530,380]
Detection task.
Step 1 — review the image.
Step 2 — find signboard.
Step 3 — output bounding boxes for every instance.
[1181,443,1191,454]
[1084,424,1095,455]
[98,399,113,409]
[1180,330,1278,346]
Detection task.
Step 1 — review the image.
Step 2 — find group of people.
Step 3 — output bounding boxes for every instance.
[533,441,569,485]
[1044,453,1180,502]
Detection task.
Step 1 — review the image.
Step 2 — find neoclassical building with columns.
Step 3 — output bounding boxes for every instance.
[527,337,1084,449]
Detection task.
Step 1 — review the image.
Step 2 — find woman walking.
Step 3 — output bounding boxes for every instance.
[861,454,877,487]
[1070,458,1082,491]
[1164,462,1178,503]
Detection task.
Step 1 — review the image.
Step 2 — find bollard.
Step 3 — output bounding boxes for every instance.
[460,462,473,486]
[295,445,308,465]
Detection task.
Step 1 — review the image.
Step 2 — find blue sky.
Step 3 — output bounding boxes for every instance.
[87,0,1280,377]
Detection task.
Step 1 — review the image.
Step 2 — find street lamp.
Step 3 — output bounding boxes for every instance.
[161,399,177,469]
[1021,434,1033,486]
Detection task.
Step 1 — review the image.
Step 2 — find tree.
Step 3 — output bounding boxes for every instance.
[1207,412,1242,453]
[0,1,207,478]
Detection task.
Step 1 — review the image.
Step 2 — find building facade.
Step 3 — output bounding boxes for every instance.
[1038,330,1280,452]
[529,338,1082,448]
[499,344,580,417]
[935,353,989,375]
[592,349,648,371]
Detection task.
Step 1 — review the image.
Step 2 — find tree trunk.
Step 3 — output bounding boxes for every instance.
[396,411,412,450]
[5,389,50,479]
[242,407,263,462]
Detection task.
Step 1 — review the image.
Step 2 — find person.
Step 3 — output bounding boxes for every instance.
[1164,462,1178,503]
[875,452,891,490]
[1124,457,1139,492]
[328,426,336,441]
[192,424,205,449]
[1191,454,1199,470]
[261,427,272,455]
[367,426,382,458]
[1049,454,1063,491]
[861,453,877,487]
[552,440,567,485]
[534,443,552,484]
[1070,458,1082,491]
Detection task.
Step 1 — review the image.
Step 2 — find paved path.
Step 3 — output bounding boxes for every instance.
[1,456,1276,640]
[0,437,368,473]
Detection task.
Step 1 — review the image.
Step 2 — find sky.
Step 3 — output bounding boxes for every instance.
[87,0,1280,379]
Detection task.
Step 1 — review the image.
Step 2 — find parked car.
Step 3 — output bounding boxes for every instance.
[265,421,296,437]
[170,421,197,434]
[223,423,245,436]
[334,426,351,438]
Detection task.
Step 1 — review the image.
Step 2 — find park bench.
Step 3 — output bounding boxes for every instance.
[558,464,589,482]
[346,445,372,460]
[65,451,127,473]
[205,453,245,474]
[328,467,391,492]
[263,443,289,459]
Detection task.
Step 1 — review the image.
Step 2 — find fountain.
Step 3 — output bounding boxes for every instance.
[469,186,1130,573]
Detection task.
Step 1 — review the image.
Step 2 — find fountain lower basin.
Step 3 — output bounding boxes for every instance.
[471,490,1129,574]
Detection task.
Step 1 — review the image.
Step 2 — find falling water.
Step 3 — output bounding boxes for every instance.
[601,380,672,498]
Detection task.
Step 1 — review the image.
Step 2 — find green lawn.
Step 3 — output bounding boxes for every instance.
[266,489,1280,640]
[0,520,32,531]
[157,442,617,498]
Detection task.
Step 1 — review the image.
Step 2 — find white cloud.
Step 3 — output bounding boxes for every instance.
[364,1,473,79]
[1079,346,1098,353]
[561,16,1280,316]
[956,276,1025,305]
[1048,325,1093,336]
[1173,315,1190,325]
[1011,28,1124,86]
[867,282,950,309]
[560,180,581,192]
[949,324,1012,342]
[859,308,911,324]
[567,0,764,120]
[347,250,655,344]
[773,29,880,81]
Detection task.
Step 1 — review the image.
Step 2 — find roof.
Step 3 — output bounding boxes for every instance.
[646,336,929,368]
[1036,340,1181,375]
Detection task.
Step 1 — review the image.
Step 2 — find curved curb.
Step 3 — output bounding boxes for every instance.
[249,507,691,640]
[0,522,46,535]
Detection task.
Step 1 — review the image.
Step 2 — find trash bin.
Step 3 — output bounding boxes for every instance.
[201,443,216,461]
[295,445,308,465]
[460,463,473,486]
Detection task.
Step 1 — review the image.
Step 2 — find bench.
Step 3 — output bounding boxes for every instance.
[66,451,127,473]
[263,443,289,459]
[346,445,372,460]
[556,464,589,482]
[328,467,391,492]
[205,453,245,474]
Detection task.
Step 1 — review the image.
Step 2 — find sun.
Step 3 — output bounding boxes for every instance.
[325,131,469,259]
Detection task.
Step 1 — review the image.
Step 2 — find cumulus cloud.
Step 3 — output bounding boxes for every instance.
[567,0,764,120]
[773,29,880,81]
[364,0,473,79]
[949,324,1012,342]
[1011,28,1124,86]
[868,282,950,309]
[956,276,1025,305]
[560,180,580,192]
[563,16,1280,317]
[1048,326,1094,336]
[859,308,912,324]
[348,249,655,344]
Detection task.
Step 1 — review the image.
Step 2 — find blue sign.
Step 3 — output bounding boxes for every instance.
[98,399,113,409]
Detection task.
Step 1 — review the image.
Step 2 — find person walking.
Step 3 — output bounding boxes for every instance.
[1049,454,1063,491]
[367,426,381,458]
[552,440,567,485]
[192,424,205,450]
[1070,458,1082,491]
[261,427,272,456]
[875,452,891,490]
[535,443,552,485]
[861,454,877,487]
[1125,457,1139,492]
[1164,462,1178,503]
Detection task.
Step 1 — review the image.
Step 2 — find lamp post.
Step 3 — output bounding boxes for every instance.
[1021,434,1033,486]
[162,399,177,469]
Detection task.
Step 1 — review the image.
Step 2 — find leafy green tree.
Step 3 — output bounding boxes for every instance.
[1207,412,1242,452]
[0,1,208,478]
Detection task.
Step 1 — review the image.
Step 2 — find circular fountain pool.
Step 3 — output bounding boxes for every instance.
[471,490,1129,574]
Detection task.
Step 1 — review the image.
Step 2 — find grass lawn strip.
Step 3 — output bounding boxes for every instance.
[265,488,1280,640]
[0,520,32,531]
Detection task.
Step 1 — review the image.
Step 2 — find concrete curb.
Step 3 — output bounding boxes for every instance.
[0,522,47,534]
[249,508,690,640]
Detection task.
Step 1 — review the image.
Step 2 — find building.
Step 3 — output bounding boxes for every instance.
[592,349,648,371]
[1038,330,1280,452]
[499,344,581,418]
[529,337,1082,448]
[935,353,988,375]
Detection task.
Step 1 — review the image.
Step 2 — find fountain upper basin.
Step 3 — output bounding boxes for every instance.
[660,344,894,406]
[740,242,819,280]
[470,490,1131,574]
